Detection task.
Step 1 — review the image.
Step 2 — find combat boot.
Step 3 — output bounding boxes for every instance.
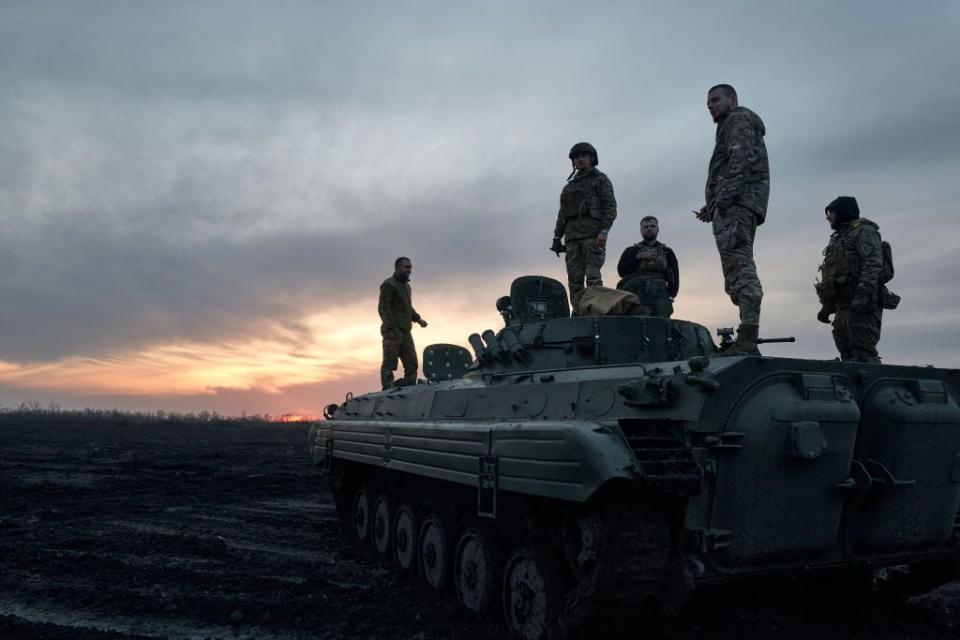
[722,324,760,356]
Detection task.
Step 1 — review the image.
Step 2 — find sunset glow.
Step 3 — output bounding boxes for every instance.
[2,3,958,417]
[0,282,744,410]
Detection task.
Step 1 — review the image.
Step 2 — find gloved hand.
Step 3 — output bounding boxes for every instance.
[817,306,832,324]
[550,237,565,256]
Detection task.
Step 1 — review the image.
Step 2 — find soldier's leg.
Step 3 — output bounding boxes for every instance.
[585,241,605,287]
[648,280,672,318]
[398,331,419,383]
[714,210,763,326]
[831,308,854,360]
[565,239,588,313]
[661,296,674,319]
[381,335,400,389]
[848,309,882,363]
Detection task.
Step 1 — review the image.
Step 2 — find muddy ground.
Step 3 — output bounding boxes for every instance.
[1,419,958,639]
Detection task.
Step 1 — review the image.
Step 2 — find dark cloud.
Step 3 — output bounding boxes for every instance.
[1,1,959,410]
[0,168,544,362]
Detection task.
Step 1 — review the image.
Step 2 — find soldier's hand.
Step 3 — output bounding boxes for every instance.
[693,206,713,223]
[817,307,832,324]
[417,319,428,328]
[596,232,607,249]
[550,237,565,256]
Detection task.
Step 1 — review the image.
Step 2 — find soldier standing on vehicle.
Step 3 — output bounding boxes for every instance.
[695,84,769,355]
[379,257,428,389]
[551,142,617,315]
[816,196,897,363]
[616,216,679,318]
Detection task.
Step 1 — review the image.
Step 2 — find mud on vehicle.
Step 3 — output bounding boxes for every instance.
[309,276,960,640]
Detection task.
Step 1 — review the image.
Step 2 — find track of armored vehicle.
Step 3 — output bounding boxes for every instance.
[308,276,960,640]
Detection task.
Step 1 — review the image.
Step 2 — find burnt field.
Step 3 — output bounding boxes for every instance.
[1,419,958,639]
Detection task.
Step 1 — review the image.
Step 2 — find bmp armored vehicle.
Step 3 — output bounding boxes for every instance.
[309,275,960,640]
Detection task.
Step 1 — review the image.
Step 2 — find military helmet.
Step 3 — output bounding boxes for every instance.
[568,142,598,167]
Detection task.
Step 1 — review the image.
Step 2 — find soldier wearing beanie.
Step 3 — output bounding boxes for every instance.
[816,196,895,363]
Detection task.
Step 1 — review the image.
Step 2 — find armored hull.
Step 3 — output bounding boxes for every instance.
[309,277,960,639]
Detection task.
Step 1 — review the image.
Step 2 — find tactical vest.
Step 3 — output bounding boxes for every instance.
[559,179,598,219]
[817,221,870,304]
[631,242,669,279]
[558,172,606,240]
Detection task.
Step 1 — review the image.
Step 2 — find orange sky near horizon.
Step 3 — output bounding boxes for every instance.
[0,278,744,415]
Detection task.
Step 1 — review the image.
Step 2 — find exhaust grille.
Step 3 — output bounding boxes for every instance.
[620,421,703,497]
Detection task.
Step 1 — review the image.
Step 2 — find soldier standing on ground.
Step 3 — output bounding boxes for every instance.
[616,216,679,318]
[379,257,427,389]
[816,196,894,363]
[695,84,769,355]
[551,142,617,315]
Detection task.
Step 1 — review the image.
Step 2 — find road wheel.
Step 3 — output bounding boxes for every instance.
[393,503,420,572]
[351,486,372,544]
[371,493,395,561]
[454,526,503,616]
[419,513,452,590]
[502,545,565,640]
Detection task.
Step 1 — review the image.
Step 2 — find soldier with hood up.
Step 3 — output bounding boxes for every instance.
[816,196,896,363]
[551,142,617,314]
[695,84,769,355]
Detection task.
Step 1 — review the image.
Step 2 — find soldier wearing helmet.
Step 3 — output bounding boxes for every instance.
[551,142,618,314]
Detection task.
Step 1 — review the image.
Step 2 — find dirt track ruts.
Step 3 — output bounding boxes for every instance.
[1,420,958,639]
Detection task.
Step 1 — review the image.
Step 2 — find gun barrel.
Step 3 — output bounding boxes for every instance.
[756,337,796,344]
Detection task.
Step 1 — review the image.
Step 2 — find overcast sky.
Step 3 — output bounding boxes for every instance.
[1,1,958,415]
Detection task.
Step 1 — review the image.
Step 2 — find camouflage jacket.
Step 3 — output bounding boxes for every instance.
[378,276,422,333]
[817,219,883,308]
[705,106,770,223]
[553,168,617,241]
[616,241,680,298]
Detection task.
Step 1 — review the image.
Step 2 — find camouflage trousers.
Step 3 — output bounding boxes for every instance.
[618,276,673,318]
[832,306,882,363]
[381,328,418,389]
[713,207,763,325]
[565,236,605,314]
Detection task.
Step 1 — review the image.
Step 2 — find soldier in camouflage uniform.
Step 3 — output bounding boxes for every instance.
[616,216,679,318]
[816,196,886,363]
[379,257,428,389]
[551,142,617,314]
[696,84,769,355]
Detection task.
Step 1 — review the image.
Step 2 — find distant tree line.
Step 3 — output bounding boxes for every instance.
[0,400,280,427]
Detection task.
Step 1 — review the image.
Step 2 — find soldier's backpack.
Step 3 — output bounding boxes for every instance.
[879,239,899,309]
[880,240,894,284]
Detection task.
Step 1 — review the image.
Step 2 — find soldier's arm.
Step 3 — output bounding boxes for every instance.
[378,284,397,330]
[553,193,566,239]
[617,245,639,278]
[411,307,422,324]
[597,176,617,233]
[715,113,759,211]
[855,227,884,299]
[666,247,680,298]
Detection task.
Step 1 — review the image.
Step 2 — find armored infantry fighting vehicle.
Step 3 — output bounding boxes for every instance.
[309,275,960,640]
